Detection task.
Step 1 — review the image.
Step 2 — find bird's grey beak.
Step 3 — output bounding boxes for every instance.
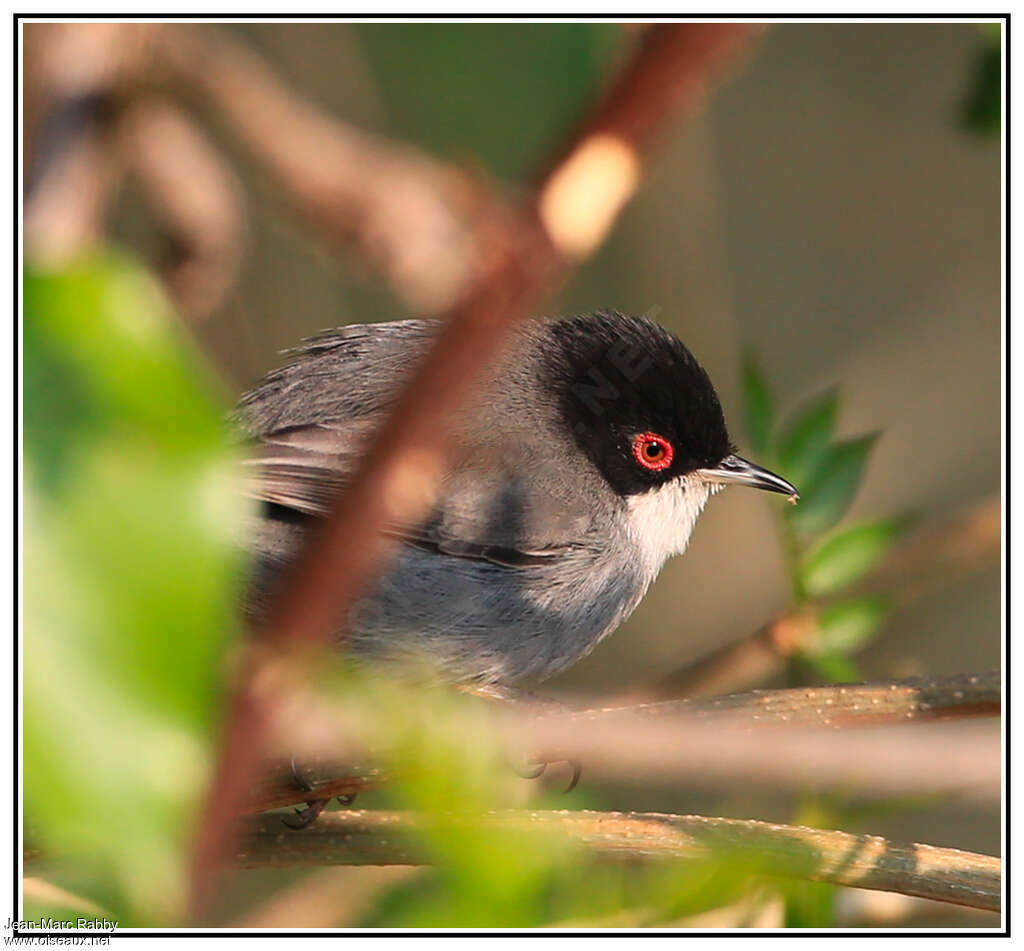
[697,454,799,501]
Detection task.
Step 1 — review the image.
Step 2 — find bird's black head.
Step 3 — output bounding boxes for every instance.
[542,311,734,498]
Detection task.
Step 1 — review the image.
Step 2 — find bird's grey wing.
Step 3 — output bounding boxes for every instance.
[239,319,603,566]
[242,420,374,518]
[236,319,440,437]
[243,422,600,567]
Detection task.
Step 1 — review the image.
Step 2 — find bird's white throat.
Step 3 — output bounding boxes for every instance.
[623,474,716,571]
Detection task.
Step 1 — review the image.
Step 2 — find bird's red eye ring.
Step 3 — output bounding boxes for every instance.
[632,432,674,471]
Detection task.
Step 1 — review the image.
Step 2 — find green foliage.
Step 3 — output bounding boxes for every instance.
[741,361,905,690]
[962,24,1001,137]
[782,880,837,928]
[802,521,904,598]
[817,597,889,655]
[776,390,839,490]
[23,251,246,923]
[302,667,788,928]
[788,434,880,538]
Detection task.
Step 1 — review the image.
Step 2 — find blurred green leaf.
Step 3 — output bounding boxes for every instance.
[803,651,863,685]
[817,597,888,655]
[801,519,903,598]
[782,879,836,928]
[741,354,775,456]
[787,434,879,537]
[962,28,1001,137]
[779,796,838,925]
[335,670,794,928]
[777,389,840,489]
[23,251,246,923]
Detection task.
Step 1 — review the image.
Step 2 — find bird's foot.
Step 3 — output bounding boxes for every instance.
[513,757,581,793]
[462,686,584,793]
[563,760,582,793]
[282,798,330,830]
[282,756,359,830]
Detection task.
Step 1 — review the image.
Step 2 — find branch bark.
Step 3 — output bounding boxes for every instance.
[588,670,1000,725]
[234,810,1001,913]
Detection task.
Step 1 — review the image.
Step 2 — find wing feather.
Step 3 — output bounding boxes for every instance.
[239,320,600,568]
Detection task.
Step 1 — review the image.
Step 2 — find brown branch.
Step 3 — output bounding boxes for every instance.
[233,810,1001,913]
[23,24,248,319]
[244,673,999,815]
[537,23,760,258]
[150,23,486,312]
[644,496,1002,699]
[862,494,1001,601]
[118,97,246,320]
[23,23,147,262]
[187,23,761,918]
[578,671,1001,725]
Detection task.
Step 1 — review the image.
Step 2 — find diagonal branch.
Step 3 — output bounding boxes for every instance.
[187,23,763,917]
[234,810,1001,913]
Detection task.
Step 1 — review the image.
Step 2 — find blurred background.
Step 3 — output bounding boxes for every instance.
[23,20,1002,928]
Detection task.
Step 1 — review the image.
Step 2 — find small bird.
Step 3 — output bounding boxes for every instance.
[239,311,797,688]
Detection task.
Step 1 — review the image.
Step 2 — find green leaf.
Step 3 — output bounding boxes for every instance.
[817,597,888,655]
[24,250,246,923]
[777,389,840,489]
[801,520,903,598]
[783,880,837,928]
[787,434,879,537]
[802,652,863,685]
[741,354,775,456]
[962,30,1001,137]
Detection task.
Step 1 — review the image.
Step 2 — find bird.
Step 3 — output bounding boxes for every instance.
[238,311,797,690]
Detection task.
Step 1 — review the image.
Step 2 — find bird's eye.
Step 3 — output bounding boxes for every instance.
[631,432,674,471]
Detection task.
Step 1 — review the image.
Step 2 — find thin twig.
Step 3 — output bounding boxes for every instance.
[234,810,1001,913]
[187,24,761,917]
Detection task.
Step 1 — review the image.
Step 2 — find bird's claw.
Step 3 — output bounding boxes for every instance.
[564,760,582,794]
[282,798,330,830]
[514,757,581,792]
[513,760,548,780]
[283,756,359,830]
